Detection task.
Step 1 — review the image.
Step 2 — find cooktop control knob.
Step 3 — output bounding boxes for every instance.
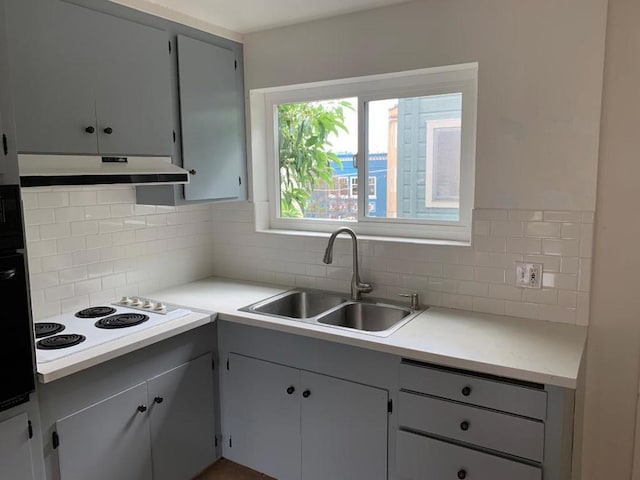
[155,303,166,311]
[143,300,155,309]
[120,296,131,304]
[130,297,142,307]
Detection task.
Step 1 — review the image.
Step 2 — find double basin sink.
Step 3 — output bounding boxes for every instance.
[240,289,425,337]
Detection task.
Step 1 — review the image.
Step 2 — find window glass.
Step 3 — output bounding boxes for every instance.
[365,93,462,222]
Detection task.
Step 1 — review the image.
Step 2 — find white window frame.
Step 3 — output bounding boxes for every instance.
[250,63,478,243]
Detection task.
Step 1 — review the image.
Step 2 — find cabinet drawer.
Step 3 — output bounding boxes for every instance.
[399,360,547,420]
[396,430,542,480]
[398,391,544,461]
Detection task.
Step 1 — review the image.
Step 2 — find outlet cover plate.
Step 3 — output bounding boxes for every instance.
[515,262,543,288]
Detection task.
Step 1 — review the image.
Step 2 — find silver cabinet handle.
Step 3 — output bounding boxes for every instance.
[0,269,16,280]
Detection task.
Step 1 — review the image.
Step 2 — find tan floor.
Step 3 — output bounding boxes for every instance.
[195,458,277,480]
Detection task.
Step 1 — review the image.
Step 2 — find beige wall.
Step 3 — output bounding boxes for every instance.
[244,0,607,211]
[581,0,640,478]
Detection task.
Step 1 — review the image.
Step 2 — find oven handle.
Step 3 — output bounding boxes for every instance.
[0,268,16,280]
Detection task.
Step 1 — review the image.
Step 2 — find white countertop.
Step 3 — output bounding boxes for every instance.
[145,277,587,389]
[36,310,212,383]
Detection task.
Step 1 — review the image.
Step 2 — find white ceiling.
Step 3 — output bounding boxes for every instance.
[114,0,413,35]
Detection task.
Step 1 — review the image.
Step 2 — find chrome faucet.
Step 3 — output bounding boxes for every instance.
[322,227,372,301]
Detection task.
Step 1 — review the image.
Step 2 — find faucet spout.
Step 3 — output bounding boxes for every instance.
[322,227,372,300]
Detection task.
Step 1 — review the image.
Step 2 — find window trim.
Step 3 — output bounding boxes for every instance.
[251,63,478,242]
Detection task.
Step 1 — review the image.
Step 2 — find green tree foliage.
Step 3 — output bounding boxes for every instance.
[278,100,352,217]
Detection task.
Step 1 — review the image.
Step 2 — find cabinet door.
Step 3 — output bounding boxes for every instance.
[301,371,388,480]
[226,353,301,480]
[56,382,152,480]
[147,353,216,480]
[177,35,244,201]
[5,0,98,154]
[91,9,173,156]
[0,413,34,480]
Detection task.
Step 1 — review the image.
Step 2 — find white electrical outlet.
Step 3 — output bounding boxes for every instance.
[515,262,543,288]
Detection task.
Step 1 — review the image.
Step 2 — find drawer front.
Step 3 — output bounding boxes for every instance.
[398,391,544,461]
[396,430,542,480]
[399,361,547,420]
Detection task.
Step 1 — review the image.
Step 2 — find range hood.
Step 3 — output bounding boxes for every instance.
[18,155,190,187]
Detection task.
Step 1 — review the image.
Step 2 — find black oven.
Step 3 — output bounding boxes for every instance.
[0,185,35,411]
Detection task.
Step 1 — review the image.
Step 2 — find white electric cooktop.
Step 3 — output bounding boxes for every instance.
[33,297,191,363]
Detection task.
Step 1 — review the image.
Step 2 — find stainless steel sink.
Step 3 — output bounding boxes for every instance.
[242,289,347,319]
[316,302,412,332]
[240,288,425,337]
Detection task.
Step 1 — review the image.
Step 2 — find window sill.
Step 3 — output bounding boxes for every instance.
[255,226,472,247]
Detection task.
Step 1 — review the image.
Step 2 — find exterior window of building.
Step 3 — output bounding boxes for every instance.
[253,63,478,242]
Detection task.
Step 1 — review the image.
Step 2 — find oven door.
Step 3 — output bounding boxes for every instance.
[0,185,24,251]
[0,253,35,411]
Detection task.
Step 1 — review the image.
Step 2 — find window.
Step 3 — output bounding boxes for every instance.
[251,63,478,242]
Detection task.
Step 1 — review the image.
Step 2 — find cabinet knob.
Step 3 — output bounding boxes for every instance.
[85,126,95,134]
[460,421,470,431]
[461,386,472,397]
[137,405,147,413]
[286,386,295,395]
[189,169,197,175]
[153,396,164,404]
[302,389,311,398]
[457,469,467,479]
[104,127,113,135]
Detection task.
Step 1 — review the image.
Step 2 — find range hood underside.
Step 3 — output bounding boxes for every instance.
[18,155,190,187]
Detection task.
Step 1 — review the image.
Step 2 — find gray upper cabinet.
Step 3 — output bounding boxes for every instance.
[177,35,244,201]
[5,0,98,155]
[92,10,173,156]
[0,413,35,480]
[5,0,173,156]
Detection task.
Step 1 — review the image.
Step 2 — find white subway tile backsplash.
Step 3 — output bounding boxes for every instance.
[55,207,85,223]
[44,284,75,302]
[25,209,54,226]
[524,222,560,238]
[508,210,543,222]
[41,254,73,272]
[71,221,99,237]
[69,191,97,206]
[542,238,580,257]
[543,211,582,223]
[23,191,593,326]
[59,266,88,284]
[37,192,69,208]
[39,223,70,240]
[507,236,542,254]
[84,205,112,220]
[23,186,215,320]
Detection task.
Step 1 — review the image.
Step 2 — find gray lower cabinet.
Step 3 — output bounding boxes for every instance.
[396,430,542,480]
[0,412,35,480]
[226,353,388,480]
[5,0,173,156]
[56,382,152,480]
[147,353,216,480]
[54,354,215,480]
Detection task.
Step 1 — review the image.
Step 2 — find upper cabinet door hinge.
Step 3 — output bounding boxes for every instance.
[2,133,8,156]
[387,399,393,413]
